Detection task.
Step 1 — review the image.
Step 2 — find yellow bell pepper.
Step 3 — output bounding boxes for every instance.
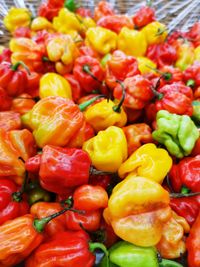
[194,45,200,61]
[53,8,84,37]
[175,42,195,71]
[118,143,172,184]
[141,21,168,45]
[117,27,147,57]
[84,99,127,132]
[3,7,31,33]
[31,17,54,32]
[83,126,128,172]
[39,73,72,99]
[46,35,79,74]
[104,174,172,247]
[137,56,157,75]
[156,211,190,259]
[85,27,117,55]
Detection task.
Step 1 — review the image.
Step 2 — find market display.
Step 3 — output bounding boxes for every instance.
[0,0,200,266]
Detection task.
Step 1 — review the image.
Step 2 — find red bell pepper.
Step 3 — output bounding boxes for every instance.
[26,230,109,267]
[186,211,200,267]
[0,61,29,97]
[0,178,29,225]
[94,1,116,21]
[113,75,153,109]
[73,56,105,93]
[0,111,21,131]
[105,50,140,89]
[133,6,155,28]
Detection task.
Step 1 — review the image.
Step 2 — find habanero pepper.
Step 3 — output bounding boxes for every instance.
[133,5,155,28]
[13,26,31,38]
[94,1,116,21]
[0,48,12,63]
[11,93,36,115]
[63,73,83,102]
[183,62,200,89]
[186,22,200,47]
[38,0,64,21]
[141,21,168,45]
[0,111,21,131]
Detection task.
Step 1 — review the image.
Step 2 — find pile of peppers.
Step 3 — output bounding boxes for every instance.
[0,1,200,266]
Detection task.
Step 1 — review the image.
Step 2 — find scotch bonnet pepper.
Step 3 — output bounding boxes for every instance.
[152,110,199,158]
[104,174,172,247]
[118,143,172,184]
[141,21,168,45]
[83,126,128,172]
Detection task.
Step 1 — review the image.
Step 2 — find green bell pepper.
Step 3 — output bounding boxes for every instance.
[152,110,199,158]
[100,241,159,267]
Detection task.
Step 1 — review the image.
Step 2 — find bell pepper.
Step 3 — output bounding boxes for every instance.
[31,17,54,32]
[155,83,194,116]
[175,41,195,71]
[0,111,21,131]
[46,34,79,74]
[152,110,199,158]
[86,26,117,55]
[30,202,67,237]
[183,62,200,88]
[186,211,200,267]
[97,15,133,34]
[63,73,82,102]
[26,230,109,267]
[53,8,84,37]
[94,1,116,21]
[0,61,29,97]
[83,126,128,172]
[103,174,171,247]
[117,27,147,57]
[118,143,172,183]
[105,50,140,89]
[141,21,168,45]
[146,43,177,68]
[169,155,200,193]
[137,56,157,75]
[0,129,36,185]
[0,204,82,267]
[113,75,153,110]
[133,6,155,28]
[123,123,153,156]
[11,93,36,115]
[170,196,200,226]
[0,178,29,226]
[84,99,127,132]
[39,72,72,99]
[73,55,105,93]
[3,7,31,33]
[156,211,190,259]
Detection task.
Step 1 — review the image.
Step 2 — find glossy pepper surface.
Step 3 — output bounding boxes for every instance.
[152,110,199,158]
[141,21,167,45]
[0,111,21,131]
[133,6,155,28]
[104,174,171,247]
[83,126,128,172]
[118,143,172,184]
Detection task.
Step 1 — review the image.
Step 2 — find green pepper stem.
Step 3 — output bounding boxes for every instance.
[156,27,168,36]
[11,61,31,75]
[89,242,109,267]
[42,56,50,62]
[181,185,190,194]
[112,80,126,113]
[186,79,195,88]
[151,86,164,100]
[159,259,183,267]
[60,196,73,208]
[34,206,84,233]
[170,192,200,198]
[82,64,101,83]
[78,95,105,111]
[90,166,114,176]
[12,171,28,202]
[145,65,172,81]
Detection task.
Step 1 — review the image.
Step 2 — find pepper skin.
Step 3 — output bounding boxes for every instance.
[118,143,172,184]
[21,96,85,148]
[113,75,153,110]
[94,1,115,21]
[141,21,168,45]
[103,174,171,247]
[156,211,190,259]
[31,17,54,32]
[133,6,155,28]
[117,27,147,57]
[183,62,200,88]
[137,56,157,75]
[123,123,153,156]
[73,55,105,93]
[86,26,117,55]
[152,110,199,158]
[175,41,195,71]
[186,211,200,267]
[84,99,127,132]
[83,126,128,172]
[11,93,36,115]
[0,111,21,131]
[39,73,72,99]
[63,73,82,102]
[0,87,12,111]
[0,179,29,226]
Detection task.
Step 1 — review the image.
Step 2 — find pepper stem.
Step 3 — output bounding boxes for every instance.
[12,171,28,202]
[181,185,190,194]
[186,79,195,88]
[145,65,172,81]
[112,80,126,113]
[33,206,84,233]
[170,192,200,198]
[11,61,30,75]
[78,95,105,111]
[82,64,101,83]
[151,86,163,100]
[90,166,114,176]
[89,242,109,267]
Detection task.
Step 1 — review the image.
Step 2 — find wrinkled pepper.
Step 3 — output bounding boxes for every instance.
[175,41,195,71]
[133,5,155,28]
[94,1,116,21]
[0,111,21,131]
[83,126,128,172]
[141,21,168,45]
[11,93,36,115]
[152,110,199,158]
